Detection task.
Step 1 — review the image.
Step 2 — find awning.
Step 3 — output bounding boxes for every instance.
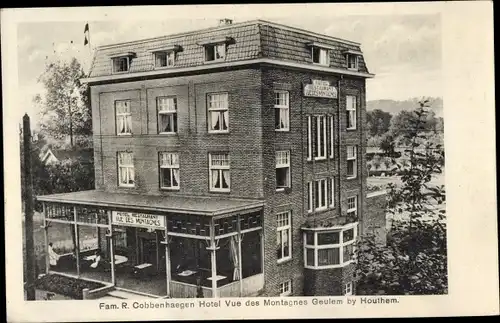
[37,190,264,217]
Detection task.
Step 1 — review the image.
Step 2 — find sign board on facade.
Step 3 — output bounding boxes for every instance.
[303,79,338,99]
[111,211,165,230]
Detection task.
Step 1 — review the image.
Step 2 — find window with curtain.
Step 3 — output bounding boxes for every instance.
[346,95,357,130]
[303,224,358,269]
[157,97,178,134]
[274,91,289,131]
[112,57,129,73]
[275,150,290,190]
[117,152,135,187]
[276,211,291,262]
[311,46,330,66]
[155,51,175,68]
[347,145,357,178]
[159,152,180,189]
[116,100,132,135]
[209,153,230,191]
[207,93,229,132]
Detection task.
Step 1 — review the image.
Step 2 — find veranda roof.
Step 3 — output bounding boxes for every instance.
[37,190,264,217]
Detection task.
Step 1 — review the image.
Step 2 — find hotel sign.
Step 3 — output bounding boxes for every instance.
[303,80,338,99]
[111,211,165,230]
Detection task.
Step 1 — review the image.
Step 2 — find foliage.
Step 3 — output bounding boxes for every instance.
[366,109,392,137]
[356,99,447,295]
[34,273,105,300]
[41,158,95,195]
[36,58,91,148]
[379,133,397,157]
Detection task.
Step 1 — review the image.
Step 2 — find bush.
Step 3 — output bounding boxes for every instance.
[34,273,105,299]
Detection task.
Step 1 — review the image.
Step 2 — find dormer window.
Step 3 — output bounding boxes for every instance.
[150,45,181,69]
[109,52,136,74]
[205,43,226,62]
[199,37,232,62]
[113,57,129,73]
[347,54,359,70]
[155,51,175,68]
[312,47,330,66]
[343,49,363,71]
[307,42,334,66]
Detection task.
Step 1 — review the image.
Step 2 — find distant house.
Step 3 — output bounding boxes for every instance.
[41,147,93,166]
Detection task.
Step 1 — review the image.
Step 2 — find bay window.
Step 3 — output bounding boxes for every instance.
[303,224,358,269]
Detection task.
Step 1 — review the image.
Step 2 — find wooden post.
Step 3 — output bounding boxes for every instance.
[73,207,80,277]
[155,231,160,272]
[237,214,243,297]
[23,114,36,300]
[43,203,50,274]
[209,219,218,298]
[162,218,171,297]
[108,211,115,285]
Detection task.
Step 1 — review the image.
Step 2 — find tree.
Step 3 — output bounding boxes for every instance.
[37,58,91,148]
[379,133,397,158]
[355,99,446,295]
[366,109,393,137]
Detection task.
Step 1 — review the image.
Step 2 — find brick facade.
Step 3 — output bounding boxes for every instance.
[84,20,387,297]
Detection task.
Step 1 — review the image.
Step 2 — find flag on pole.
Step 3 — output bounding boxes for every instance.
[84,23,90,46]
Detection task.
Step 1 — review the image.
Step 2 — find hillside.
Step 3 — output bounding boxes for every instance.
[367,97,443,117]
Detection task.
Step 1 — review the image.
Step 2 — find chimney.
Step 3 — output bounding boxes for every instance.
[218,18,233,26]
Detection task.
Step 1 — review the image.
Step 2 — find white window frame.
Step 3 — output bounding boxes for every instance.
[329,115,335,158]
[307,116,312,161]
[208,153,230,192]
[345,282,353,296]
[205,43,226,62]
[347,54,359,70]
[276,211,292,263]
[154,51,175,68]
[117,152,135,188]
[346,96,357,130]
[207,92,229,133]
[274,91,290,131]
[329,177,335,208]
[307,182,313,213]
[303,223,358,269]
[311,46,330,66]
[157,97,178,134]
[316,115,327,160]
[347,196,358,217]
[275,150,291,191]
[159,152,180,190]
[347,146,357,179]
[314,178,328,211]
[115,100,132,135]
[112,56,130,73]
[279,280,292,296]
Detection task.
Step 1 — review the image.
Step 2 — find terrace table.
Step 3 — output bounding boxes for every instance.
[132,263,155,278]
[207,275,226,282]
[84,255,128,265]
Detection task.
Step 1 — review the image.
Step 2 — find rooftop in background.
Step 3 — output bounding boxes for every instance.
[36,190,264,216]
[87,19,371,81]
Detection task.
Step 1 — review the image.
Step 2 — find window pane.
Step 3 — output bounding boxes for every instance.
[347,160,354,177]
[318,232,340,245]
[312,47,320,63]
[343,228,354,242]
[318,248,340,265]
[276,167,289,188]
[305,232,314,245]
[343,244,354,262]
[306,248,315,266]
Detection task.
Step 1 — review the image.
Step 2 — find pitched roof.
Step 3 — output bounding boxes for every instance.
[43,148,94,163]
[87,19,371,80]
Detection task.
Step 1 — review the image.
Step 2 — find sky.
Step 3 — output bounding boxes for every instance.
[15,6,442,126]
